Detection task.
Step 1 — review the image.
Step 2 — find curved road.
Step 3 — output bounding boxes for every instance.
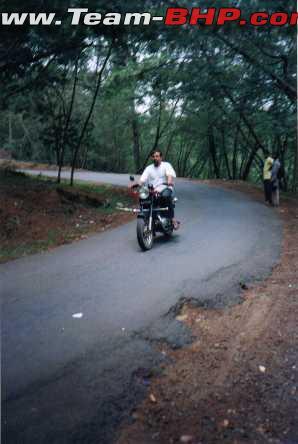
[2,171,282,443]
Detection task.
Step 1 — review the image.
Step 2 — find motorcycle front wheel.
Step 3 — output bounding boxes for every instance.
[137,218,153,251]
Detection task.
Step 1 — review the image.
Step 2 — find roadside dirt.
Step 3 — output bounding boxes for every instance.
[116,182,298,444]
[0,171,135,263]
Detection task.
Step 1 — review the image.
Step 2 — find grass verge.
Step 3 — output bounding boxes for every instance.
[0,170,136,263]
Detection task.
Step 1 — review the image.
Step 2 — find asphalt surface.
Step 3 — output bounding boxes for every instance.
[2,171,282,443]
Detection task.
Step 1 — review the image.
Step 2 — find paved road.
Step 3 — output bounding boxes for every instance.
[2,171,282,443]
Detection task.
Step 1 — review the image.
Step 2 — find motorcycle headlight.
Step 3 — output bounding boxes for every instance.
[139,186,149,200]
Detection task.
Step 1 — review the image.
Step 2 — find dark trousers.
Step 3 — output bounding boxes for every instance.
[167,196,175,219]
[264,179,272,203]
[158,188,175,218]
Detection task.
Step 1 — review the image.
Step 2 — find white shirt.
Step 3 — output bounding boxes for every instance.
[140,161,176,192]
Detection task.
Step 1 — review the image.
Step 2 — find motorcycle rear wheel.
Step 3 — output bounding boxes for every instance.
[137,219,153,251]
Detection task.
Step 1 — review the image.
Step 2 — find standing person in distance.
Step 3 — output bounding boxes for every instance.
[263,151,274,205]
[271,153,282,207]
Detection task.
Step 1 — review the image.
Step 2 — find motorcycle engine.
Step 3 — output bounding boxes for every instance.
[159,216,171,231]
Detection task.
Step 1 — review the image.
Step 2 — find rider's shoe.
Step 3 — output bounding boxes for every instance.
[173,219,180,230]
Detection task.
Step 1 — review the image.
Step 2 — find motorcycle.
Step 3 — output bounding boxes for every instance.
[128,176,178,251]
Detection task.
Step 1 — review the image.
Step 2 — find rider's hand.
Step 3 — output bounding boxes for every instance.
[129,182,139,190]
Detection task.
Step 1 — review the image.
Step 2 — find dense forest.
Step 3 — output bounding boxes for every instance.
[1,0,297,190]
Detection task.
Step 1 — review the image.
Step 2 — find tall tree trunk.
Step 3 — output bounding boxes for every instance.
[239,149,249,179]
[221,128,232,179]
[132,117,140,173]
[8,111,12,147]
[188,157,207,178]
[55,133,60,166]
[140,94,163,173]
[164,130,176,160]
[57,55,80,183]
[70,41,113,186]
[80,144,89,170]
[19,113,33,147]
[232,124,240,179]
[181,144,193,177]
[176,140,186,176]
[163,102,187,160]
[214,96,265,180]
[208,124,220,178]
[221,85,266,153]
[140,95,181,172]
[241,144,258,180]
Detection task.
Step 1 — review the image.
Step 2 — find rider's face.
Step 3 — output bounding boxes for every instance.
[152,153,162,167]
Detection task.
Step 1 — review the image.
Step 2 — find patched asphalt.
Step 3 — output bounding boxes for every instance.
[2,171,282,443]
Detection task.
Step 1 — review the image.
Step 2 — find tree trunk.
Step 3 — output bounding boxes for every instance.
[70,41,113,186]
[208,124,220,178]
[232,124,240,179]
[132,118,140,173]
[188,157,207,178]
[241,143,259,181]
[140,94,163,173]
[58,55,79,183]
[181,144,193,177]
[19,113,33,147]
[221,128,232,179]
[239,149,249,179]
[221,85,266,153]
[8,111,12,146]
[80,145,89,170]
[140,95,181,172]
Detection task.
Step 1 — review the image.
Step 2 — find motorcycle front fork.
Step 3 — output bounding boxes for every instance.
[148,197,154,231]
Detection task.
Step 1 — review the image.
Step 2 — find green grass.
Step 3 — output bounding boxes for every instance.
[0,170,135,263]
[0,233,59,262]
[57,179,134,213]
[1,170,134,211]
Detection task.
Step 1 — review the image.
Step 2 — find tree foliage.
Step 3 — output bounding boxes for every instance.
[1,0,297,190]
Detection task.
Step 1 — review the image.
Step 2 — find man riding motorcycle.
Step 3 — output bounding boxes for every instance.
[130,150,180,230]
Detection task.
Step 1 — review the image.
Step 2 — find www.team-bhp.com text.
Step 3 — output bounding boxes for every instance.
[1,8,298,27]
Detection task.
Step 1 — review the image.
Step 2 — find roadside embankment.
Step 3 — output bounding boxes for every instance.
[116,181,298,444]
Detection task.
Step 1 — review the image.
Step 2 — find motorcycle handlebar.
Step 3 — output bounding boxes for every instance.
[130,183,174,190]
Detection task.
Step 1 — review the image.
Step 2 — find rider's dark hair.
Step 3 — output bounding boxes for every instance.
[151,149,163,157]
